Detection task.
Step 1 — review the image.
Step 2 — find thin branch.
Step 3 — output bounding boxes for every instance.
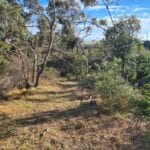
[76,20,107,31]
[101,0,114,25]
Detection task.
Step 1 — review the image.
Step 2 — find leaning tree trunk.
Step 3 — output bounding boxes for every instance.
[34,1,56,87]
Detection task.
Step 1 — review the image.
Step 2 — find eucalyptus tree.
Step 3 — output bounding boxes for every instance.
[22,0,85,87]
[0,0,27,97]
[1,0,91,88]
[103,16,141,79]
[0,0,119,88]
[0,0,28,73]
[17,0,98,87]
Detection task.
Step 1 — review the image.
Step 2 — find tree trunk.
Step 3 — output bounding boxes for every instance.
[34,36,54,87]
[30,47,38,84]
[34,1,56,87]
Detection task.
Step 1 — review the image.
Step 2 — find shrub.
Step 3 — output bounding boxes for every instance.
[93,58,141,113]
[133,84,150,119]
[71,55,88,79]
[0,76,15,100]
[137,49,150,87]
[42,67,59,81]
[48,55,88,79]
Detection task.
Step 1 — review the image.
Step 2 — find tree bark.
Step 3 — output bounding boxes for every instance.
[30,47,38,84]
[34,0,56,87]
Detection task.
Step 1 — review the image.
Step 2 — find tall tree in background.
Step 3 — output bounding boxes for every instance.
[103,16,140,79]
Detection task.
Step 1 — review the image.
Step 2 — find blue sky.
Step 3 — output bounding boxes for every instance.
[25,0,150,41]
[82,0,150,41]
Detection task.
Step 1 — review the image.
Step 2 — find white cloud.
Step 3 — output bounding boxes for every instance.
[84,5,125,11]
[141,12,150,18]
[131,7,150,12]
[28,27,39,35]
[84,5,106,10]
[139,18,150,40]
[81,17,150,41]
[109,6,128,13]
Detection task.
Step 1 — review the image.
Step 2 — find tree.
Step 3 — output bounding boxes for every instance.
[103,16,140,79]
[0,0,125,88]
[136,47,150,86]
[0,0,93,88]
[0,0,35,88]
[23,0,87,87]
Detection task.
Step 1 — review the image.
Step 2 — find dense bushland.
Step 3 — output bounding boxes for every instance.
[92,59,141,113]
[0,0,150,121]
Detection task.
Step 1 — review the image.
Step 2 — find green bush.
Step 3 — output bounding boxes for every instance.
[133,84,150,119]
[72,55,88,79]
[93,58,141,113]
[137,49,150,86]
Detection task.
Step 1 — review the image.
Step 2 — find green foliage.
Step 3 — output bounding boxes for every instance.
[103,16,140,79]
[72,55,88,79]
[0,0,27,40]
[133,84,150,118]
[0,41,10,75]
[80,0,97,6]
[144,40,150,50]
[137,48,150,86]
[0,0,149,122]
[60,19,79,51]
[93,58,141,112]
[0,0,27,75]
[61,35,77,50]
[0,56,8,75]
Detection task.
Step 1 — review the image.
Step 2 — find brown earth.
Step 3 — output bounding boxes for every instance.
[0,78,149,150]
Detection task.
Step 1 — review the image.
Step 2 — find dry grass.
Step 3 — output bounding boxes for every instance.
[0,77,149,149]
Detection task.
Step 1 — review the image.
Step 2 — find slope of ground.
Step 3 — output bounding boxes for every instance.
[0,78,149,149]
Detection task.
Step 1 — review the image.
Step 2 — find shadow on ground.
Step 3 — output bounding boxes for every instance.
[9,87,90,103]
[0,102,99,140]
[15,102,99,126]
[132,131,150,150]
[0,103,150,150]
[56,83,79,89]
[0,114,17,140]
[1,79,149,149]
